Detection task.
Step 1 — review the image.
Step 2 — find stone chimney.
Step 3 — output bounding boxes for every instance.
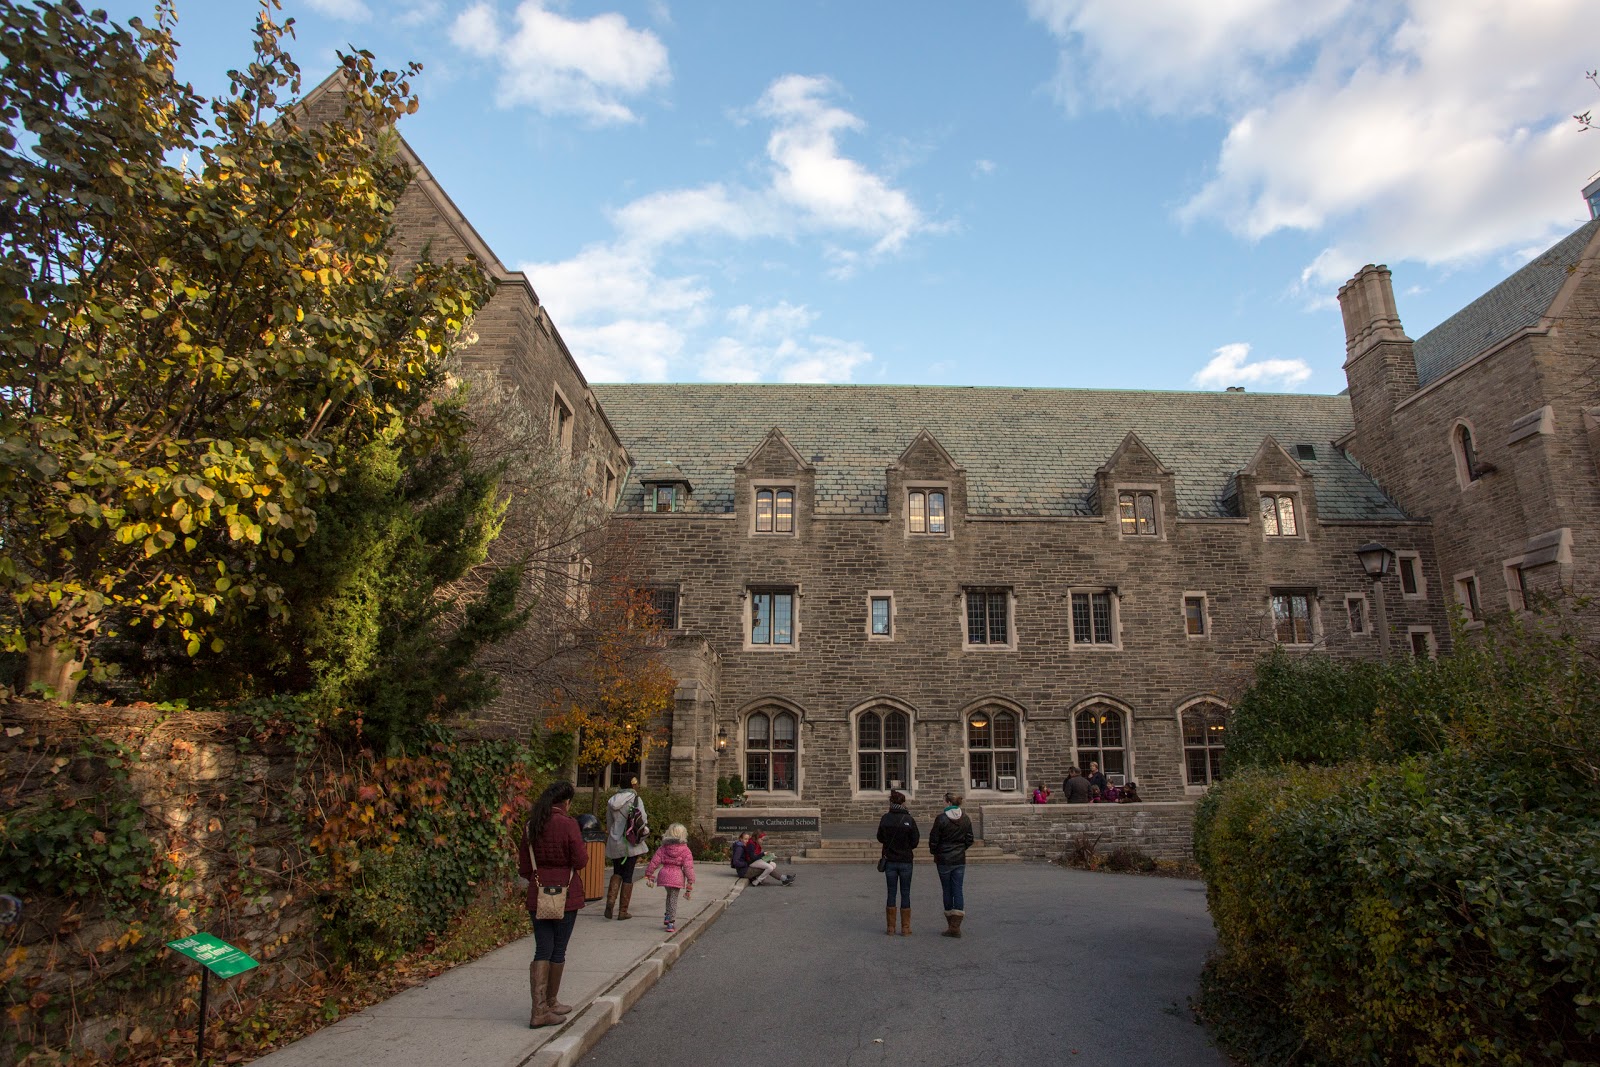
[1338,264,1419,510]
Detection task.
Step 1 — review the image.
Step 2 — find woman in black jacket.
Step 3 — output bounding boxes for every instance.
[876,790,919,935]
[928,790,975,938]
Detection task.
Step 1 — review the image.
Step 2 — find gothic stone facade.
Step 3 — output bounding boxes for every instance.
[347,60,1599,821]
[591,385,1448,822]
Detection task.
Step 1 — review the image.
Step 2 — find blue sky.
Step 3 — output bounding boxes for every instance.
[99,1,1600,393]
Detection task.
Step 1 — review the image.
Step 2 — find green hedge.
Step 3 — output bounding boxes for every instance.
[1196,760,1600,1065]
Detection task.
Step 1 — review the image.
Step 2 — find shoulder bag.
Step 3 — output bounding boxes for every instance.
[526,825,568,921]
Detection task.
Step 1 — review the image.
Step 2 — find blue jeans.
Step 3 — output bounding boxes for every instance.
[883,862,913,907]
[531,909,577,962]
[937,864,966,911]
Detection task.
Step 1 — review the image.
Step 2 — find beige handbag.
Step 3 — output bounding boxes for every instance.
[526,827,568,920]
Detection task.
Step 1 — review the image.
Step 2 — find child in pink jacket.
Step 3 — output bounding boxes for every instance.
[643,823,696,933]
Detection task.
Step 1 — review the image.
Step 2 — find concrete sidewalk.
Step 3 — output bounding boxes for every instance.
[252,874,746,1067]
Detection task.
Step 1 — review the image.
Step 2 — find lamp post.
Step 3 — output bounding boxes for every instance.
[1355,541,1396,659]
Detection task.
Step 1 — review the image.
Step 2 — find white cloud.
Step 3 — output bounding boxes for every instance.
[449,1,669,123]
[1029,0,1599,295]
[974,159,997,176]
[756,75,925,254]
[1191,342,1312,390]
[523,75,925,383]
[305,0,371,20]
[525,244,709,325]
[559,320,680,381]
[699,303,873,383]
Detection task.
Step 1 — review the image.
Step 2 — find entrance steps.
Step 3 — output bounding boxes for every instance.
[794,838,1021,864]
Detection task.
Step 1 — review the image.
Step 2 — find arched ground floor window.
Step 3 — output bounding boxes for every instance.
[967,706,1020,792]
[745,708,797,791]
[1075,703,1128,778]
[857,707,910,791]
[1181,701,1228,786]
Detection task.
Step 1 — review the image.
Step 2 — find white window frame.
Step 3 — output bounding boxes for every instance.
[961,587,1015,651]
[1069,587,1121,649]
[752,485,797,536]
[1258,488,1304,540]
[852,706,913,796]
[1268,589,1318,647]
[965,706,1023,795]
[744,587,799,651]
[906,483,951,538]
[1396,551,1426,600]
[1116,485,1162,539]
[1454,570,1484,627]
[1344,594,1370,637]
[1407,626,1437,659]
[1182,592,1209,639]
[866,590,895,640]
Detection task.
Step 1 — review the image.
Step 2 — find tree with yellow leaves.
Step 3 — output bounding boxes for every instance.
[543,582,676,812]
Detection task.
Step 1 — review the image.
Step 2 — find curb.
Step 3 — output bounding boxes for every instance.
[521,878,746,1067]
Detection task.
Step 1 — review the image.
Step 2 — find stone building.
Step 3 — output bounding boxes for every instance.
[322,68,1598,826]
[590,218,1600,824]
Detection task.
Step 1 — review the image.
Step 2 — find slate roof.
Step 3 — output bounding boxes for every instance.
[1412,218,1600,387]
[590,384,1409,522]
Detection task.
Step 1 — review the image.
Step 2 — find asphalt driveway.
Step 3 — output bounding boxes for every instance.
[579,860,1228,1067]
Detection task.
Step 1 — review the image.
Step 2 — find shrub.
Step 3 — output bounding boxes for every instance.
[1103,846,1157,873]
[1196,760,1600,1065]
[570,784,697,851]
[1064,832,1100,868]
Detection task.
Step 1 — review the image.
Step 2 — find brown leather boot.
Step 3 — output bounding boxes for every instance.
[528,962,562,1027]
[617,880,634,920]
[940,910,957,937]
[546,962,572,1015]
[885,907,897,935]
[603,874,621,919]
[947,910,965,937]
[900,907,912,936]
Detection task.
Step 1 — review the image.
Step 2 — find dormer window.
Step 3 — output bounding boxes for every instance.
[647,485,677,513]
[908,489,947,534]
[1118,490,1158,536]
[755,487,795,534]
[1260,493,1299,537]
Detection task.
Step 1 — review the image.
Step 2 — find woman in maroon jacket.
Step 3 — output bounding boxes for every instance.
[518,781,585,1028]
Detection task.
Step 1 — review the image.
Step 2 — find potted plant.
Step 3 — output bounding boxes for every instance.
[717,775,746,806]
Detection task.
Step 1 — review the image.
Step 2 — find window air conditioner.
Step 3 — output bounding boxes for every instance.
[997,776,1017,791]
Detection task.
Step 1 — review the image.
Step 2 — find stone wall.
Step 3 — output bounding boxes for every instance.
[616,494,1445,817]
[1343,238,1600,622]
[1,701,318,1055]
[979,802,1199,863]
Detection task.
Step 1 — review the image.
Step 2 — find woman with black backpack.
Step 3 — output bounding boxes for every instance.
[876,789,919,935]
[604,777,649,920]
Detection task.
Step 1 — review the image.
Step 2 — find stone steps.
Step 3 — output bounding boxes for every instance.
[794,838,1022,864]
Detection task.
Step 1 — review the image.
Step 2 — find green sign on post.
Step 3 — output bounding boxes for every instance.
[167,933,259,978]
[167,933,260,1060]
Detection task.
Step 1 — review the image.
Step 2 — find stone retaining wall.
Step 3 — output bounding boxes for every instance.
[708,807,822,860]
[979,801,1198,862]
[1,700,318,1055]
